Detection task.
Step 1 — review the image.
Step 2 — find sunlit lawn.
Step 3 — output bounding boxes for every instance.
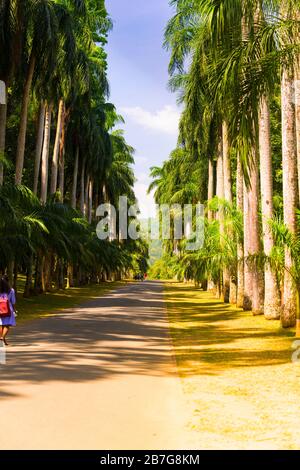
[165,282,300,450]
[15,276,127,324]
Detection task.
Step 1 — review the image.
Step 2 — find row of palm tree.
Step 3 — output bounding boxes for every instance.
[150,0,300,332]
[0,1,148,296]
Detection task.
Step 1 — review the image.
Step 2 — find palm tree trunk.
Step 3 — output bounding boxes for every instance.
[44,253,54,292]
[34,253,45,294]
[50,99,64,195]
[281,65,298,327]
[94,185,99,214]
[59,107,67,202]
[58,260,65,290]
[295,62,300,205]
[67,263,74,288]
[296,60,300,335]
[0,85,8,186]
[216,130,224,202]
[23,253,33,298]
[15,53,36,185]
[33,102,46,195]
[207,158,216,292]
[222,121,232,303]
[80,157,86,215]
[222,121,232,203]
[216,127,224,300]
[207,158,214,220]
[245,146,264,315]
[243,179,253,310]
[71,146,79,209]
[58,137,65,201]
[84,174,89,218]
[88,179,93,224]
[207,159,215,291]
[40,102,53,204]
[259,95,281,319]
[236,154,244,308]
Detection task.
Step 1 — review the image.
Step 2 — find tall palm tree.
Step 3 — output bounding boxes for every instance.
[15,0,59,185]
[281,60,298,327]
[259,94,281,319]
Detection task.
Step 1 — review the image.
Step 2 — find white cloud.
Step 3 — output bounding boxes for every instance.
[120,105,180,136]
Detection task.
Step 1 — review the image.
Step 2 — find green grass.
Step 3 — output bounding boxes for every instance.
[15,277,127,324]
[164,282,300,449]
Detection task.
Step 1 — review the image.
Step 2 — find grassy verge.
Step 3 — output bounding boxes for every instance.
[15,278,127,324]
[164,281,300,449]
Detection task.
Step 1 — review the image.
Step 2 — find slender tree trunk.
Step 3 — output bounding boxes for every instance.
[243,179,253,310]
[84,174,89,218]
[59,105,66,201]
[67,263,74,288]
[50,99,64,195]
[44,253,54,292]
[207,159,215,291]
[40,102,53,204]
[236,154,244,308]
[23,253,33,298]
[281,66,298,327]
[71,146,79,209]
[216,127,224,300]
[259,95,281,319]
[293,9,300,205]
[80,158,86,215]
[0,86,8,186]
[216,130,224,203]
[33,102,45,195]
[242,5,265,314]
[15,53,36,185]
[222,122,232,203]
[88,179,93,224]
[222,121,232,303]
[58,144,65,202]
[58,260,64,290]
[296,60,300,335]
[207,158,214,221]
[245,146,264,315]
[94,186,99,214]
[34,254,45,294]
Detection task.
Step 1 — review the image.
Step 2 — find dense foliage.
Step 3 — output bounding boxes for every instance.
[0,0,148,296]
[150,0,300,331]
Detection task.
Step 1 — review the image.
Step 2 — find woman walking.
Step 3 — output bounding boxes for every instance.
[0,276,16,346]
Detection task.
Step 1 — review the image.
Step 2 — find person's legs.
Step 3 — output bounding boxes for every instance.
[2,326,9,345]
[0,326,3,339]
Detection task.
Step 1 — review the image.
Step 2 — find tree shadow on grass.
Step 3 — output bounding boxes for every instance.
[167,287,294,376]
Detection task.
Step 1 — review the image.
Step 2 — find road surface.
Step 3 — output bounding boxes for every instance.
[0,281,196,450]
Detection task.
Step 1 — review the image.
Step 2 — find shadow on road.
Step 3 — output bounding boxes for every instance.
[0,281,177,398]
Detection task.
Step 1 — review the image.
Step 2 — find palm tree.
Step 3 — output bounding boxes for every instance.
[0,0,26,184]
[15,0,59,185]
[236,153,244,307]
[281,61,298,327]
[259,94,281,319]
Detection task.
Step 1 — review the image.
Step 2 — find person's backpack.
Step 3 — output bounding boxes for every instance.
[0,294,11,318]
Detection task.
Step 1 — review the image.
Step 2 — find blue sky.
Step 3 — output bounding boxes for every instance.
[105,0,180,217]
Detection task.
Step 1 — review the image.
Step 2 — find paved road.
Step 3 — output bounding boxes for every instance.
[0,281,196,450]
